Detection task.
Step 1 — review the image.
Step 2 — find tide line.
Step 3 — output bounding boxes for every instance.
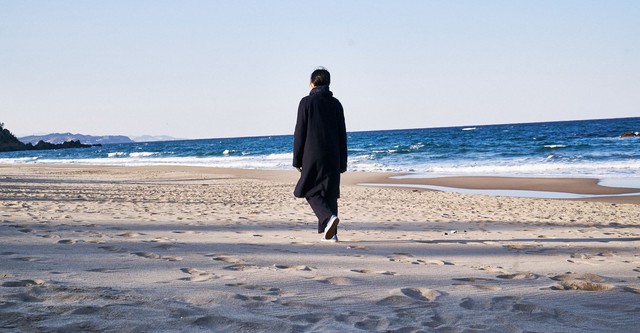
[359,183,640,200]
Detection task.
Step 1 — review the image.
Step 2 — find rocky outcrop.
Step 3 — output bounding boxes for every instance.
[0,127,26,152]
[0,123,99,152]
[620,131,640,138]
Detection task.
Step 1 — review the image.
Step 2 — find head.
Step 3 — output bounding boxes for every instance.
[310,67,330,88]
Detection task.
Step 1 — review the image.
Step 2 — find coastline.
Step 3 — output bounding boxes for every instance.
[2,164,640,332]
[360,174,640,204]
[2,164,639,204]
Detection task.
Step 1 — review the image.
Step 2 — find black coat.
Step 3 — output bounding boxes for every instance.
[293,85,347,199]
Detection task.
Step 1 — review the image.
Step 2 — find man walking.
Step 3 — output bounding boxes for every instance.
[293,67,348,242]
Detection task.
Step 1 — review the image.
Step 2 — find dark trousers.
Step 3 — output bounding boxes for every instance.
[306,194,338,233]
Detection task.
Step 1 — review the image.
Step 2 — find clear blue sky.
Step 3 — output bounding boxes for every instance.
[1,1,638,139]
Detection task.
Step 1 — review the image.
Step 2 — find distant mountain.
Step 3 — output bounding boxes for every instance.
[19,133,134,145]
[132,135,186,142]
[1,124,96,152]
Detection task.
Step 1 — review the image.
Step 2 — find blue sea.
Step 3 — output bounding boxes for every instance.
[2,117,639,180]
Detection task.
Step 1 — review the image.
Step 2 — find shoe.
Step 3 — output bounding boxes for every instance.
[321,234,338,242]
[324,215,339,240]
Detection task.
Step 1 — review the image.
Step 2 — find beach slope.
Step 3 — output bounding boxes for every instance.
[1,165,639,332]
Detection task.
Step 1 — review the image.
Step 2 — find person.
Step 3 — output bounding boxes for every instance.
[293,67,348,242]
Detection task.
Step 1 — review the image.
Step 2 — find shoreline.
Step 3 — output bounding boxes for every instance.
[360,174,640,204]
[2,164,639,204]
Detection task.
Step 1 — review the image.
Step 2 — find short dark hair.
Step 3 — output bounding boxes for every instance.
[310,67,330,86]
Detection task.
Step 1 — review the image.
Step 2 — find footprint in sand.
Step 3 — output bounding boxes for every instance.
[550,273,614,291]
[473,265,506,273]
[193,315,246,328]
[207,254,244,264]
[147,237,176,243]
[70,306,101,315]
[132,252,183,261]
[426,259,454,266]
[318,276,355,286]
[387,253,426,265]
[452,277,501,291]
[132,251,162,259]
[224,263,260,271]
[460,295,520,311]
[400,287,441,302]
[424,312,462,329]
[272,248,298,254]
[117,231,142,238]
[623,286,640,294]
[551,280,614,291]
[57,239,79,244]
[226,283,282,295]
[98,245,129,253]
[42,233,60,239]
[567,253,605,265]
[456,284,502,291]
[233,293,277,302]
[551,272,605,282]
[376,295,416,307]
[462,296,550,316]
[503,244,542,252]
[153,243,178,250]
[566,259,598,266]
[12,256,46,262]
[86,268,128,273]
[570,252,596,260]
[180,268,217,282]
[496,272,541,280]
[354,316,391,331]
[172,230,202,235]
[453,277,494,282]
[8,292,44,303]
[351,269,397,276]
[2,279,46,287]
[273,264,313,271]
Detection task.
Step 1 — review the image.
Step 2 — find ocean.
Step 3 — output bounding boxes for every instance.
[2,117,639,180]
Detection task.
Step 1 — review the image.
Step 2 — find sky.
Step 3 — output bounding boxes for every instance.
[1,1,639,139]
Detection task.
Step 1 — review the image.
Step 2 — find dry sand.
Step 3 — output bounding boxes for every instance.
[1,164,639,332]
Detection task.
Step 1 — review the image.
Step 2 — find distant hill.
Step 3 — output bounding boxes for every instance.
[20,133,134,145]
[0,123,27,152]
[1,124,96,152]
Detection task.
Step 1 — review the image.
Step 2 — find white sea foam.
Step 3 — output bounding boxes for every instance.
[0,157,38,164]
[129,152,157,158]
[390,160,640,178]
[3,152,637,178]
[18,152,296,170]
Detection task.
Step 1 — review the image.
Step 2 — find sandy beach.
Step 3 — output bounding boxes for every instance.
[1,164,639,332]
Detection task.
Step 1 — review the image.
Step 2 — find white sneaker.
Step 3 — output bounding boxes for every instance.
[324,215,339,240]
[321,234,339,242]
